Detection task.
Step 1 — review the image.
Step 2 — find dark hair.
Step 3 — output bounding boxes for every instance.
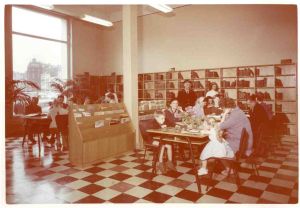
[256,93,264,102]
[107,93,115,100]
[58,95,64,99]
[210,82,219,91]
[183,79,192,84]
[203,96,213,103]
[219,97,236,109]
[168,99,178,107]
[247,94,257,102]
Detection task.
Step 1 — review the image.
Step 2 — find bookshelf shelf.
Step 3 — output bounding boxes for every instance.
[137,63,297,137]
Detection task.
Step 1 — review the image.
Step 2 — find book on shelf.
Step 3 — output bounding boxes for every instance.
[275,91,283,100]
[256,78,267,87]
[166,82,175,89]
[193,80,204,89]
[275,78,283,87]
[237,80,250,87]
[238,91,250,100]
[237,68,254,77]
[191,71,199,79]
[275,104,282,112]
[275,66,282,76]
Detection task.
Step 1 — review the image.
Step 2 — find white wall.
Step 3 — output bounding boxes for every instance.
[97,5,297,75]
[72,19,104,76]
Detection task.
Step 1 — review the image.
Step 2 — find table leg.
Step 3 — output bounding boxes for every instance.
[186,137,202,194]
[38,133,41,157]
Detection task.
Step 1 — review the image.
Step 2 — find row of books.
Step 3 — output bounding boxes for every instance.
[94,116,130,128]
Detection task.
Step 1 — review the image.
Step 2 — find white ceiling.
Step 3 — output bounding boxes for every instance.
[52,5,186,22]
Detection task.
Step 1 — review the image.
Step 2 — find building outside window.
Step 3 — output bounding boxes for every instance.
[12,6,69,113]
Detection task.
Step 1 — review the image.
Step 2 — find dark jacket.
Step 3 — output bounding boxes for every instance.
[204,106,223,116]
[25,104,42,115]
[164,109,181,127]
[249,103,269,133]
[139,119,162,144]
[177,89,197,109]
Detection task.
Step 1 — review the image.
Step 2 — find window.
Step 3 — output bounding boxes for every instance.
[12,6,69,113]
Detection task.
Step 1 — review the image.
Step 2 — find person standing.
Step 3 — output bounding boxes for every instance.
[247,94,269,151]
[177,80,197,110]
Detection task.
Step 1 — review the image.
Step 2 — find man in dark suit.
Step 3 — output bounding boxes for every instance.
[247,94,269,151]
[177,80,197,110]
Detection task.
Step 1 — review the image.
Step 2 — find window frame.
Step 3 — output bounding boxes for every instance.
[6,5,72,117]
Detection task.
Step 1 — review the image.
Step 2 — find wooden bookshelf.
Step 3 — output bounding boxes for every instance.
[137,63,297,137]
[69,103,135,168]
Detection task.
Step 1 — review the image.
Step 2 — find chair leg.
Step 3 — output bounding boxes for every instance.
[143,148,147,160]
[206,160,216,191]
[233,162,240,186]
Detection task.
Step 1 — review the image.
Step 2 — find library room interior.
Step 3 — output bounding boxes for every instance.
[3,3,298,205]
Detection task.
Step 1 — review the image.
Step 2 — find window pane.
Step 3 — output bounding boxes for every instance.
[13,34,68,113]
[12,6,67,41]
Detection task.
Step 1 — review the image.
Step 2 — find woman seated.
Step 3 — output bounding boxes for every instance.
[139,110,176,174]
[198,118,234,175]
[203,96,223,115]
[218,97,253,174]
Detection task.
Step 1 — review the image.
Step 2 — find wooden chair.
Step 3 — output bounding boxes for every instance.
[138,119,162,174]
[55,114,69,150]
[206,128,251,190]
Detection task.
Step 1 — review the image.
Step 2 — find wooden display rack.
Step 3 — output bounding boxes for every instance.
[69,102,135,168]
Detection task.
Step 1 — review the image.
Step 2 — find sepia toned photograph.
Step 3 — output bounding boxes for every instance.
[3,2,298,206]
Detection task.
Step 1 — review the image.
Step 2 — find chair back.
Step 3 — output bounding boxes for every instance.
[55,115,68,136]
[236,128,249,160]
[139,119,157,145]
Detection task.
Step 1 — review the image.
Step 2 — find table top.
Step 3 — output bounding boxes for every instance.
[147,128,209,145]
[147,127,209,139]
[16,113,50,120]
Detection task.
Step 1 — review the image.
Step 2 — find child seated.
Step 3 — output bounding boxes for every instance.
[139,111,176,174]
[198,118,234,175]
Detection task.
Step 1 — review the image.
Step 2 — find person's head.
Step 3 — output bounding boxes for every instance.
[57,95,64,104]
[84,96,91,105]
[31,97,39,105]
[210,82,218,91]
[169,99,179,110]
[154,110,165,125]
[256,93,264,103]
[52,99,59,107]
[195,97,205,107]
[247,94,257,109]
[204,96,214,106]
[183,80,192,90]
[219,97,236,111]
[106,93,115,101]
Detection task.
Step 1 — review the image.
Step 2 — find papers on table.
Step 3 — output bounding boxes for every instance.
[95,120,105,128]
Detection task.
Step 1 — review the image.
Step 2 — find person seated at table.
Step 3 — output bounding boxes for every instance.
[105,89,119,103]
[218,97,253,175]
[24,97,42,144]
[193,97,206,118]
[198,118,234,175]
[164,99,184,126]
[203,96,223,115]
[206,82,220,107]
[83,96,92,105]
[247,94,269,152]
[46,98,69,147]
[25,97,42,115]
[139,110,176,174]
[57,95,68,109]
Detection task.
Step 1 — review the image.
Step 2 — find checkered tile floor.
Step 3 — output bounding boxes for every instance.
[6,137,298,203]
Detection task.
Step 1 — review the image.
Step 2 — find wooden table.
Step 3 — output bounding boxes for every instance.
[147,128,209,193]
[20,114,51,156]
